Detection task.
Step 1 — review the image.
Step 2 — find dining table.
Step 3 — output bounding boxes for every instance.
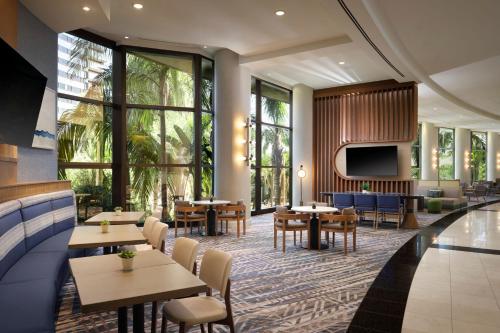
[69,250,207,333]
[84,211,145,225]
[68,224,147,254]
[191,200,231,236]
[290,205,339,250]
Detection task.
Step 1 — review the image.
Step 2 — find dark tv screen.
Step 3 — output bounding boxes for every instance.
[0,37,47,147]
[346,146,398,176]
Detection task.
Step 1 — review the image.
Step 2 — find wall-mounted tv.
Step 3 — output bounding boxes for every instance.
[346,146,398,176]
[0,37,47,147]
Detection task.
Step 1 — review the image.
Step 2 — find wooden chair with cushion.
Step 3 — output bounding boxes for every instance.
[142,216,159,242]
[127,222,169,253]
[161,249,234,333]
[215,203,246,238]
[273,212,310,253]
[318,210,358,255]
[174,202,207,237]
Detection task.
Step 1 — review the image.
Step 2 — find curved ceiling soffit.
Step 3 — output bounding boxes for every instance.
[360,0,500,122]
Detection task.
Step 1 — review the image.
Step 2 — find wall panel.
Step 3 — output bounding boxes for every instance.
[313,80,418,200]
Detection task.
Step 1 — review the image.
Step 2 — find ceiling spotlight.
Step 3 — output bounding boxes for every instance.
[275,10,285,16]
[203,45,208,49]
[339,61,345,65]
[433,107,437,111]
[133,3,143,9]
[82,6,90,12]
[124,36,130,39]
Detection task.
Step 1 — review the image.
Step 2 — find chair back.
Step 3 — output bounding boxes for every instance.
[273,212,310,224]
[319,213,357,224]
[172,237,199,273]
[377,195,401,213]
[475,185,487,195]
[176,205,206,214]
[333,193,354,209]
[353,194,377,211]
[275,205,288,213]
[150,222,169,251]
[175,200,191,207]
[199,249,232,297]
[143,216,159,240]
[216,204,245,214]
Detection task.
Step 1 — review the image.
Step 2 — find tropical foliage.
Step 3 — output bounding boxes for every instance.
[438,128,454,180]
[471,131,487,182]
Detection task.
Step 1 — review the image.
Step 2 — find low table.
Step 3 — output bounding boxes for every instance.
[68,225,147,254]
[70,250,206,333]
[84,211,145,225]
[192,200,231,236]
[291,206,339,250]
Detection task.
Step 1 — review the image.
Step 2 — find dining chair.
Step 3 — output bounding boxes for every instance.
[128,222,169,253]
[273,212,310,253]
[333,193,354,209]
[318,212,358,255]
[376,195,403,229]
[353,194,377,228]
[161,249,234,333]
[174,204,207,237]
[142,216,159,242]
[215,203,246,238]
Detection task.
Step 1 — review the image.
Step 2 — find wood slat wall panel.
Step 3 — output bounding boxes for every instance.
[313,81,418,200]
[0,181,72,203]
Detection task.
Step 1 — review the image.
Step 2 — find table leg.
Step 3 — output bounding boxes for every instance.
[207,207,216,236]
[133,304,144,333]
[402,198,419,229]
[103,246,111,254]
[309,214,328,250]
[118,307,128,333]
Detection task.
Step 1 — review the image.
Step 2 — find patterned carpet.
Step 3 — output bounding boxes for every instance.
[55,212,443,333]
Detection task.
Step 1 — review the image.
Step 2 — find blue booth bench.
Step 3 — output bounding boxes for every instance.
[0,190,83,333]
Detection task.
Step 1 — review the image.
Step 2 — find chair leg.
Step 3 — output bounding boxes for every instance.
[300,230,302,244]
[353,228,356,251]
[237,218,240,238]
[226,221,228,234]
[243,217,246,235]
[282,229,286,253]
[332,232,335,247]
[161,312,167,333]
[208,323,213,333]
[294,230,296,245]
[184,221,187,236]
[200,324,205,333]
[326,231,329,246]
[344,231,348,255]
[274,227,277,249]
[179,322,186,333]
[152,301,158,333]
[175,220,178,237]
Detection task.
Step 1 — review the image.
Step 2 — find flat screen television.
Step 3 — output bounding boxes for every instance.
[0,37,47,147]
[346,146,398,176]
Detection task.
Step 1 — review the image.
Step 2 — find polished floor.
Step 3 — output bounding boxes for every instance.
[403,203,500,333]
[55,213,442,333]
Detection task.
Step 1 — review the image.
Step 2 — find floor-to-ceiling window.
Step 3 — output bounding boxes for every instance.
[57,33,114,217]
[438,127,454,180]
[411,123,421,179]
[471,131,487,182]
[250,78,292,214]
[56,31,214,221]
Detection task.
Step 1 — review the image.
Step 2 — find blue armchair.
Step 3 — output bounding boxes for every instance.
[333,193,354,210]
[354,194,378,228]
[376,195,403,230]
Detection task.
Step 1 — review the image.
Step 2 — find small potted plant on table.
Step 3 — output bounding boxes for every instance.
[361,182,370,194]
[114,206,123,216]
[118,250,136,271]
[100,220,110,233]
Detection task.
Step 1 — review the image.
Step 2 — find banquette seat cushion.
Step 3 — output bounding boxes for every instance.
[0,190,81,333]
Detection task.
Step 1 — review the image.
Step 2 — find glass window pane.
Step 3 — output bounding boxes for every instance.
[202,112,213,165]
[126,51,194,107]
[438,128,454,149]
[57,33,113,102]
[261,125,290,167]
[201,167,213,198]
[58,168,112,218]
[439,149,454,180]
[201,58,213,111]
[128,166,194,220]
[251,169,256,211]
[57,98,112,163]
[261,96,290,126]
[471,132,487,182]
[261,168,290,208]
[127,109,194,165]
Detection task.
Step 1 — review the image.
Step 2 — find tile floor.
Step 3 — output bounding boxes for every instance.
[402,203,500,333]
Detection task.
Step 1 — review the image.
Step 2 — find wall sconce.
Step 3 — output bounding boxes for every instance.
[431,148,438,169]
[241,117,252,166]
[497,152,500,170]
[464,150,470,170]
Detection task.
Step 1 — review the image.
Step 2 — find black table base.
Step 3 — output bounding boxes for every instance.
[308,213,329,250]
[117,304,145,333]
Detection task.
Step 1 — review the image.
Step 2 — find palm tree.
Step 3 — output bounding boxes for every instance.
[471,132,487,182]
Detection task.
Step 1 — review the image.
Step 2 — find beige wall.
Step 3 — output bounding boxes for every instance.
[335,142,412,180]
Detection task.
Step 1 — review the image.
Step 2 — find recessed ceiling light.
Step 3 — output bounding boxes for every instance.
[124,36,130,39]
[275,10,285,16]
[133,3,143,9]
[433,107,438,111]
[339,61,345,65]
[82,6,90,12]
[203,45,208,49]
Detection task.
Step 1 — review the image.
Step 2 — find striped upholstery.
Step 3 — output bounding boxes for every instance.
[0,201,25,279]
[20,198,54,251]
[51,191,76,233]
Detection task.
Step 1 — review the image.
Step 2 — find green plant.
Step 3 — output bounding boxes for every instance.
[100,220,110,226]
[118,250,136,259]
[361,183,370,191]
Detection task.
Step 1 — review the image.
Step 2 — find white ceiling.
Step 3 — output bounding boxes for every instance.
[20,0,500,132]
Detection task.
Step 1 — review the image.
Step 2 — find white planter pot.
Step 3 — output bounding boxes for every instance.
[101,224,109,233]
[114,210,122,216]
[362,190,369,194]
[121,257,134,271]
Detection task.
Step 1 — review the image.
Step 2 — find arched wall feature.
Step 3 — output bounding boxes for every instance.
[313,80,418,199]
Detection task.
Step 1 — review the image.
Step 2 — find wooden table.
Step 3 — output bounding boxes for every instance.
[84,211,145,225]
[68,225,146,254]
[400,195,425,229]
[192,200,231,236]
[291,206,339,250]
[70,250,206,333]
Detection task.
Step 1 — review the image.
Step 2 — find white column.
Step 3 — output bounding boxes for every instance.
[421,122,438,180]
[455,128,471,184]
[487,131,498,182]
[292,84,313,206]
[214,49,251,217]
